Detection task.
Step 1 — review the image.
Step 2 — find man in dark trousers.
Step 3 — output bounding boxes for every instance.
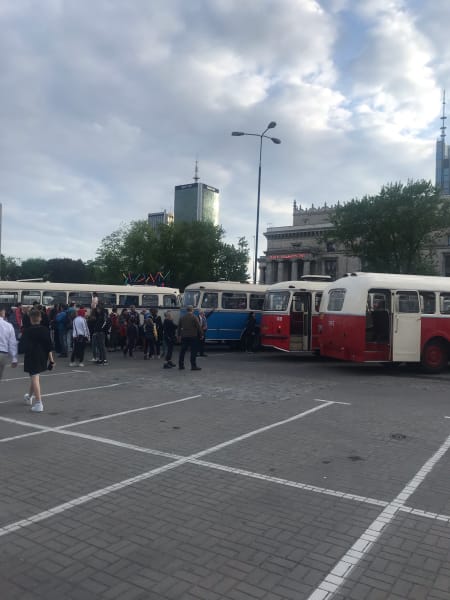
[177,305,202,371]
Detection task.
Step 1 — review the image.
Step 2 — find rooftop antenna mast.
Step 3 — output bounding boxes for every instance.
[440,89,447,143]
[193,159,200,182]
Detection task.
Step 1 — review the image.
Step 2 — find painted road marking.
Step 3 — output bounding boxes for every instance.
[307,431,450,600]
[0,400,338,538]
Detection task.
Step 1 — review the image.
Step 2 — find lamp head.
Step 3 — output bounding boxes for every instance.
[267,121,277,129]
[270,137,281,144]
[231,131,245,136]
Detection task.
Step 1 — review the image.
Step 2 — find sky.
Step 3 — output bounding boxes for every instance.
[1,0,449,267]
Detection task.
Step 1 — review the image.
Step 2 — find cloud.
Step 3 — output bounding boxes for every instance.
[0,0,447,267]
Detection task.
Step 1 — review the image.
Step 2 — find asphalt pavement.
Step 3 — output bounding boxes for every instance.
[1,346,450,600]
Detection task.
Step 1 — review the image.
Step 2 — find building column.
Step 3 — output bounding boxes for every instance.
[303,261,310,276]
[291,260,298,281]
[277,260,284,282]
[266,260,274,284]
[258,265,266,284]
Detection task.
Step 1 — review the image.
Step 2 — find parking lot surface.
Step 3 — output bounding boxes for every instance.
[1,348,450,600]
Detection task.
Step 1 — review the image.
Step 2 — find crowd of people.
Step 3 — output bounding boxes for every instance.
[1,300,258,413]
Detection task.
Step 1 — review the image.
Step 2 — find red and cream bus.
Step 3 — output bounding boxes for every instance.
[319,272,450,373]
[261,276,332,353]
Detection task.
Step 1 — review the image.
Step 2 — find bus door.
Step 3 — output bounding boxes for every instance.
[392,290,421,361]
[290,292,311,351]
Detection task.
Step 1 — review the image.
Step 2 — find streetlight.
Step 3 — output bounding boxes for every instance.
[232,122,281,284]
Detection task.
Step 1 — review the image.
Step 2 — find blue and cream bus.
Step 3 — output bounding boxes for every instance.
[181,281,269,345]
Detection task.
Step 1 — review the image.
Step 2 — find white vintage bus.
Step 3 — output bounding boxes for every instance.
[0,281,181,320]
[319,272,450,373]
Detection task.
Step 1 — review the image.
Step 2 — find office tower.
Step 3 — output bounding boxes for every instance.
[174,162,219,225]
[436,90,450,196]
[147,210,174,230]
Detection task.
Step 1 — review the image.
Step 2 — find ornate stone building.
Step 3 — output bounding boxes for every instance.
[258,201,361,284]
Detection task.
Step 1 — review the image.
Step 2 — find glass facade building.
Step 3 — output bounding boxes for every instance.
[174,183,219,225]
[436,139,450,196]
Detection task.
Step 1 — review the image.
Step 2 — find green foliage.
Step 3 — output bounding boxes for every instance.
[0,255,21,280]
[93,220,250,288]
[332,180,450,274]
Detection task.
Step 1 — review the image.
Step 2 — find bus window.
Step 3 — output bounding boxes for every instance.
[314,293,322,312]
[21,290,41,305]
[440,293,450,315]
[293,295,306,312]
[397,292,419,313]
[163,294,178,307]
[327,289,345,311]
[264,291,290,311]
[0,291,18,305]
[43,290,67,306]
[183,290,200,307]
[249,293,265,310]
[420,291,436,314]
[201,292,218,309]
[142,294,159,307]
[97,292,117,307]
[68,291,92,307]
[119,294,139,307]
[222,292,247,310]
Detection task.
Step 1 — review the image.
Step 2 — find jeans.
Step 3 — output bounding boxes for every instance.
[178,336,199,368]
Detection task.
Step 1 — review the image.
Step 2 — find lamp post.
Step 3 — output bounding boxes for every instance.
[232,122,281,284]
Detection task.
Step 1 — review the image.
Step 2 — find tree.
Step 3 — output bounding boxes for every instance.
[46,258,90,283]
[0,255,21,280]
[94,220,250,289]
[20,258,49,280]
[332,180,450,274]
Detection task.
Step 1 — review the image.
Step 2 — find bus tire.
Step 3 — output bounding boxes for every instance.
[421,340,448,374]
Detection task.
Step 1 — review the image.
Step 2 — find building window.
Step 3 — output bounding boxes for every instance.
[325,259,337,279]
[445,255,450,277]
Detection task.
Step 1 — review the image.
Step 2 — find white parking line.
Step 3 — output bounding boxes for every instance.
[307,431,450,600]
[0,394,203,442]
[0,400,338,538]
[42,383,126,397]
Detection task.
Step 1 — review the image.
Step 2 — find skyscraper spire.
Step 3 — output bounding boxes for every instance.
[440,89,447,143]
[193,159,200,182]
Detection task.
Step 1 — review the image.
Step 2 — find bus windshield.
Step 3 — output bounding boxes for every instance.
[183,289,200,307]
[264,291,290,312]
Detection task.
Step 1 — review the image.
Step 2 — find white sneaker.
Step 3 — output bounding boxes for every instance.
[31,402,44,413]
[91,358,97,363]
[69,362,75,367]
[24,393,34,406]
[79,363,84,367]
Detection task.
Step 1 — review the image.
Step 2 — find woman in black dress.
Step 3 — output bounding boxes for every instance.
[22,308,54,413]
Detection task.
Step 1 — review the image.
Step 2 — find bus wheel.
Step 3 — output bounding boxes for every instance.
[421,340,448,374]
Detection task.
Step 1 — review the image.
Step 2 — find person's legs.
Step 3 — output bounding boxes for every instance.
[0,353,7,380]
[70,338,77,364]
[179,338,188,368]
[97,332,106,362]
[59,329,67,356]
[78,339,86,365]
[189,337,199,369]
[30,374,43,412]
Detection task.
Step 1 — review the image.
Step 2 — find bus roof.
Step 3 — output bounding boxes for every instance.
[331,272,450,292]
[0,281,180,294]
[266,280,331,292]
[184,281,269,292]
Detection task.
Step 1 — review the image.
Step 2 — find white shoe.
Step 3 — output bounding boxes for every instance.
[24,393,34,406]
[69,362,75,367]
[31,402,44,413]
[91,358,97,362]
[79,363,84,367]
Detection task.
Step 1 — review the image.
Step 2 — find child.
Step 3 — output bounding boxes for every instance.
[22,308,54,413]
